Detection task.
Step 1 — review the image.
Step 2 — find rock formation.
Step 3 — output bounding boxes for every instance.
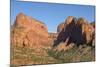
[11,13,95,51]
[54,16,95,51]
[57,22,64,33]
[91,22,95,28]
[11,13,50,48]
[90,22,95,46]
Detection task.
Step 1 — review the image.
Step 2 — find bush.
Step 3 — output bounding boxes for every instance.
[46,45,95,63]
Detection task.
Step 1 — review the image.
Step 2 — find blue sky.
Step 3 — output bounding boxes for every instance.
[11,0,95,32]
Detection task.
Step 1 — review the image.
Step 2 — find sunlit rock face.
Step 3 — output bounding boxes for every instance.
[57,22,64,33]
[11,13,50,48]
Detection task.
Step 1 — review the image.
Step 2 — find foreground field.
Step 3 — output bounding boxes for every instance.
[11,45,95,67]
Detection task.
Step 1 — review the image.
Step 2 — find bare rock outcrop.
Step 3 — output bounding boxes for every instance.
[90,22,95,46]
[57,22,64,33]
[54,16,95,51]
[11,13,50,49]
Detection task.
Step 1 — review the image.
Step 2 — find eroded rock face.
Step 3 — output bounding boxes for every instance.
[54,16,95,51]
[57,22,64,33]
[91,22,95,28]
[57,16,77,33]
[77,18,94,44]
[11,13,49,48]
[90,22,95,46]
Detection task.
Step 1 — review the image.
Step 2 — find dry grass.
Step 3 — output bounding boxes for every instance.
[11,44,95,66]
[10,46,58,66]
[47,45,95,63]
